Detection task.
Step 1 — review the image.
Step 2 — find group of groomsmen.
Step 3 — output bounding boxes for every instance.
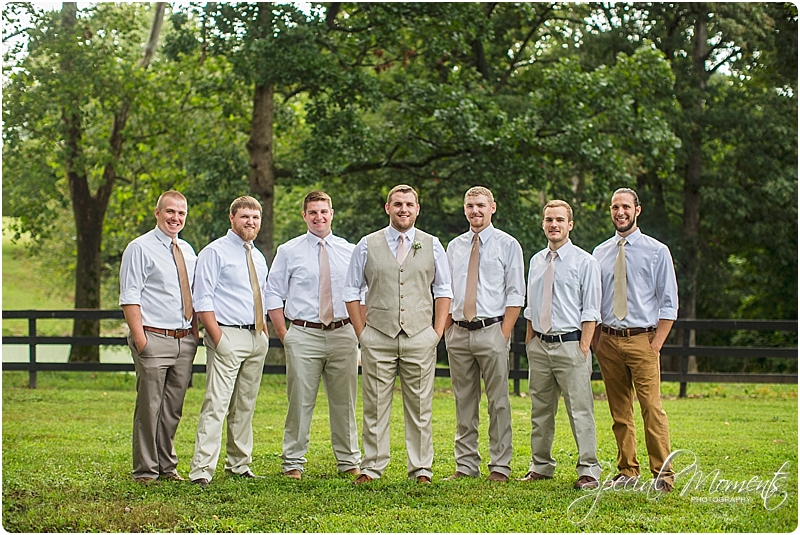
[119,183,678,492]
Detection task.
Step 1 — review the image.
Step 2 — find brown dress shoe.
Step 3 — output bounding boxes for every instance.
[654,477,674,492]
[444,471,471,480]
[488,471,509,482]
[344,467,361,476]
[610,473,638,488]
[517,471,552,482]
[133,476,156,485]
[353,474,373,485]
[283,469,302,480]
[160,472,185,482]
[190,478,209,488]
[573,475,599,489]
[416,475,432,484]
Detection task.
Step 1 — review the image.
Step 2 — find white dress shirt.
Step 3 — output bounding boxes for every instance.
[119,227,197,330]
[193,229,269,326]
[524,240,601,334]
[592,228,679,328]
[447,224,525,321]
[343,226,453,302]
[265,231,357,322]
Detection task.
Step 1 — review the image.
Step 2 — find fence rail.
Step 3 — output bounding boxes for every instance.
[3,310,797,396]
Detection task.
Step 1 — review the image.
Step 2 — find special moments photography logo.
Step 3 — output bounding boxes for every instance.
[567,449,791,524]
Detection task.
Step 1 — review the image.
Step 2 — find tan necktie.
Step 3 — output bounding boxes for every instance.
[318,240,334,326]
[539,250,558,334]
[171,238,193,321]
[614,238,628,320]
[244,243,264,333]
[463,232,480,321]
[396,233,408,264]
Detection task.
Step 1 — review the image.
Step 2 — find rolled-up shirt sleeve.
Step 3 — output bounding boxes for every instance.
[504,239,526,308]
[655,246,679,320]
[192,248,221,313]
[579,257,602,324]
[344,237,368,303]
[264,247,289,311]
[432,237,453,299]
[119,242,145,306]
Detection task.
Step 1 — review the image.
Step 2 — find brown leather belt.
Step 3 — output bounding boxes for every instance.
[143,326,191,339]
[455,316,505,331]
[600,325,655,337]
[291,318,352,331]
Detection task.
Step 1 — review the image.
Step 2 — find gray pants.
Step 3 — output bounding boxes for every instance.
[281,324,361,473]
[130,330,197,479]
[359,324,439,479]
[444,322,513,477]
[527,337,601,479]
[189,326,268,481]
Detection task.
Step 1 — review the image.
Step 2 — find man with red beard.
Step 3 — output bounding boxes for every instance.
[592,188,678,492]
[189,196,270,487]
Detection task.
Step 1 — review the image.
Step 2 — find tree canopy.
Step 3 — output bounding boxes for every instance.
[3,2,796,362]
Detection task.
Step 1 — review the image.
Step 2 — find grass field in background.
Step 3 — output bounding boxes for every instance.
[2,372,797,532]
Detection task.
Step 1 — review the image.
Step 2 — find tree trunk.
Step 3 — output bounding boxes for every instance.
[674,5,708,374]
[246,82,276,263]
[62,2,165,361]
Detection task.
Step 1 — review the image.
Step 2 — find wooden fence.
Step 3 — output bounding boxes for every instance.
[3,309,796,397]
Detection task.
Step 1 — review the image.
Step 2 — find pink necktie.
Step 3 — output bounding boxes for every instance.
[396,234,408,264]
[318,240,334,326]
[539,250,558,333]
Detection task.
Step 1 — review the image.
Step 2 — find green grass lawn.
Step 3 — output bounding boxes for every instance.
[2,372,797,532]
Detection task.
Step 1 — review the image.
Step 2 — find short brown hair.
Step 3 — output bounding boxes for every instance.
[464,186,494,205]
[386,184,419,204]
[543,199,573,222]
[156,190,187,211]
[303,191,332,212]
[612,187,640,207]
[229,195,262,216]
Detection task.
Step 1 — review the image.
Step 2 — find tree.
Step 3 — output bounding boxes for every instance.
[4,3,176,361]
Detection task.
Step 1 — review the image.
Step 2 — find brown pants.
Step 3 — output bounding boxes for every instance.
[594,331,673,479]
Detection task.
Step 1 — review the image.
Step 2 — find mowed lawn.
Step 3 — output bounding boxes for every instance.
[2,371,797,533]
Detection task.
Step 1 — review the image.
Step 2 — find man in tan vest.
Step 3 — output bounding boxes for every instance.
[345,184,453,484]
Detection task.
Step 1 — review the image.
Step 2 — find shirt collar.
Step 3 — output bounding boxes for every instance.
[473,223,495,243]
[305,231,332,246]
[386,225,416,242]
[153,226,175,248]
[226,229,251,247]
[615,228,642,245]
[547,239,574,260]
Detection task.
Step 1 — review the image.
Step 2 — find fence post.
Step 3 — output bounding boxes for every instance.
[28,317,37,389]
[679,327,690,398]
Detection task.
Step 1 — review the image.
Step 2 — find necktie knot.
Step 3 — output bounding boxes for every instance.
[548,250,558,262]
[618,238,627,248]
[244,242,252,251]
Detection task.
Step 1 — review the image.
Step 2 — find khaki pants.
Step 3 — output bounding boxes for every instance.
[526,336,600,479]
[594,331,672,479]
[130,330,197,479]
[444,322,513,477]
[281,324,361,473]
[359,324,439,479]
[189,326,268,481]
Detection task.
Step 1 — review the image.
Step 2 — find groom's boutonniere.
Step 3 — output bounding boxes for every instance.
[412,241,422,256]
